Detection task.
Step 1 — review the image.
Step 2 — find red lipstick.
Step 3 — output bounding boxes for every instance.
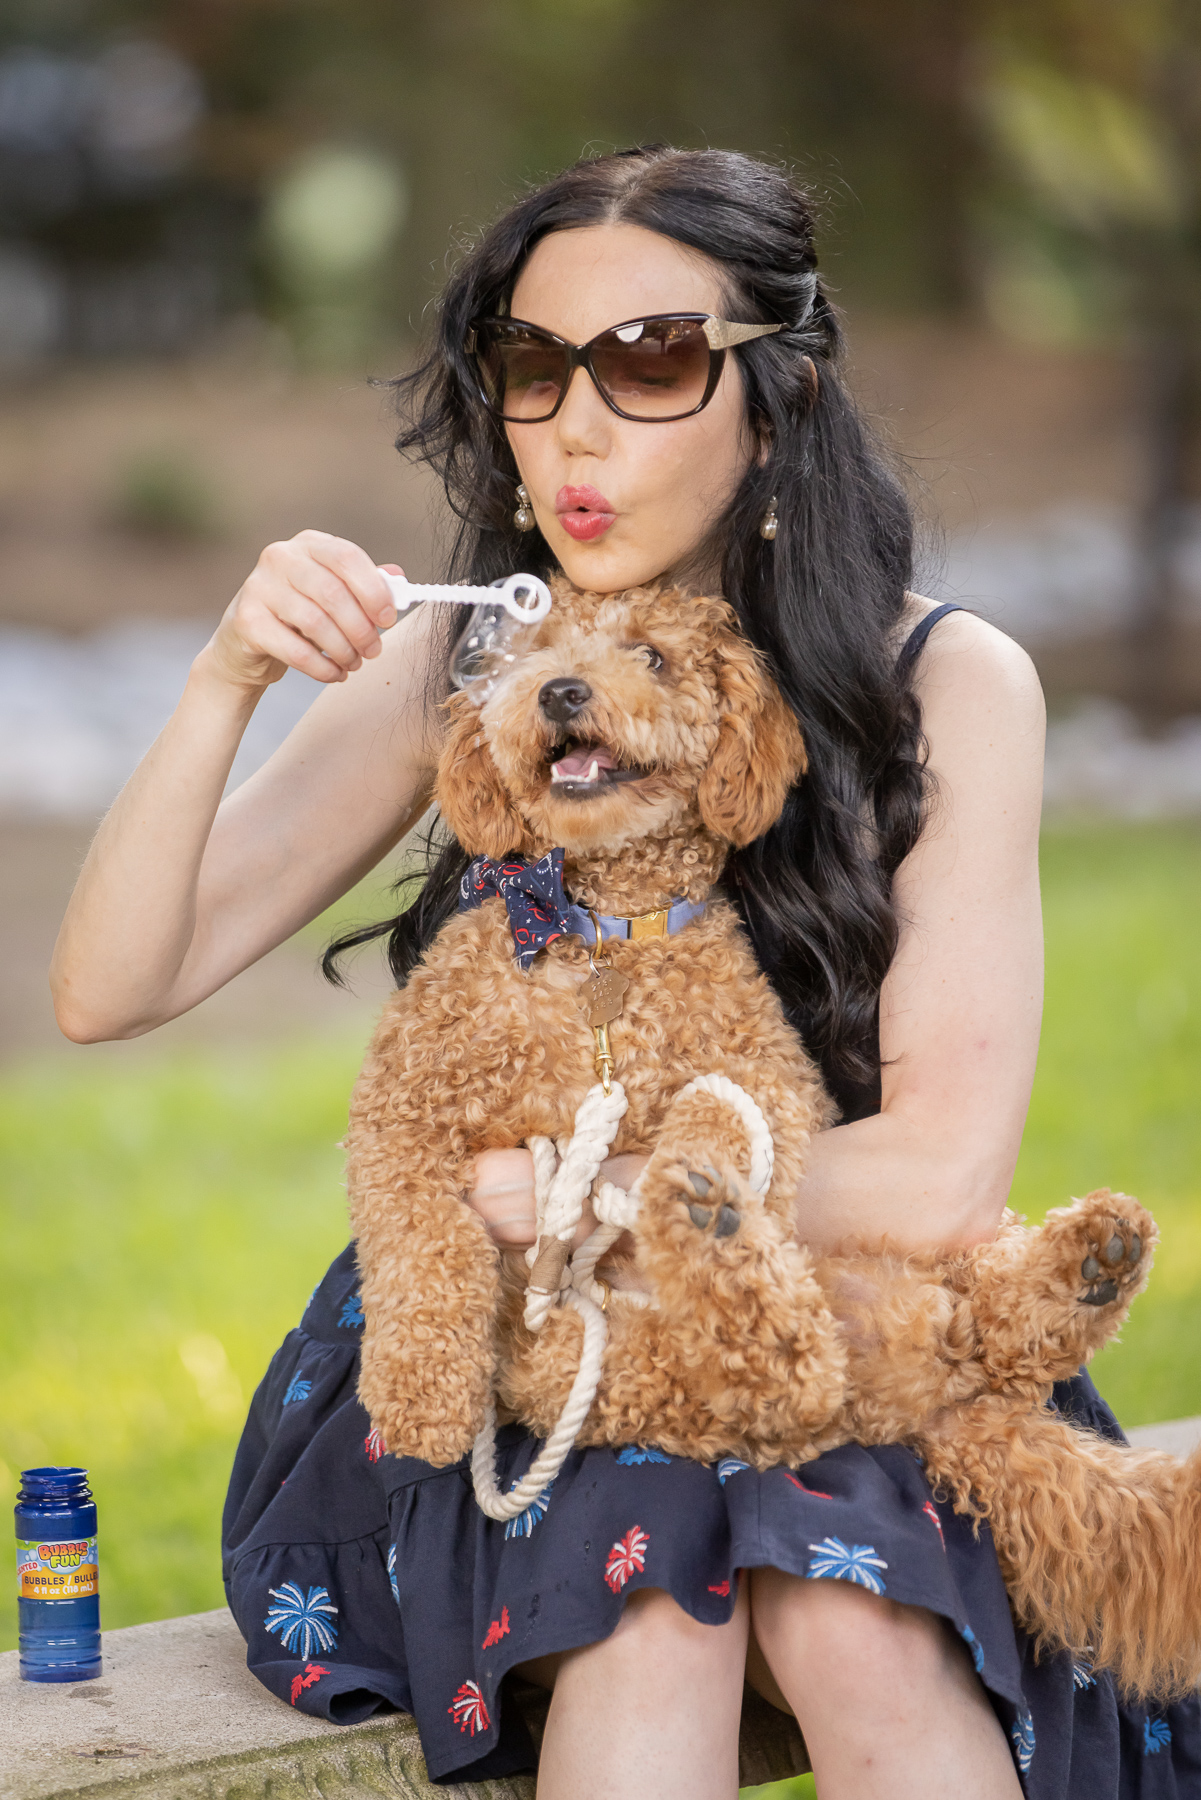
[555,483,616,542]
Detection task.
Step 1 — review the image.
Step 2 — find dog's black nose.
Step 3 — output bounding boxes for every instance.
[538,677,592,725]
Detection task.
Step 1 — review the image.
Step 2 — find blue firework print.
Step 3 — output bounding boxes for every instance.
[282,1372,312,1406]
[1144,1716,1172,1755]
[615,1446,671,1466]
[1072,1656,1096,1690]
[504,1483,554,1540]
[386,1543,400,1607]
[959,1624,985,1675]
[716,1458,750,1486]
[805,1536,888,1596]
[264,1582,338,1657]
[1011,1709,1036,1774]
[338,1291,365,1330]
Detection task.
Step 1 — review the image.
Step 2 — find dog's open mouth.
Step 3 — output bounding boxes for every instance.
[548,739,648,797]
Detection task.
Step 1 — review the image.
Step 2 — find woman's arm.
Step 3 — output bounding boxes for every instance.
[51,531,441,1042]
[793,609,1045,1254]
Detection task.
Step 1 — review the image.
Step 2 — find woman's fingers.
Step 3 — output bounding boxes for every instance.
[469,1148,537,1247]
[210,530,406,692]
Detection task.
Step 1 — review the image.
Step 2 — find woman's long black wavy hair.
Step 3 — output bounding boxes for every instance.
[325,145,927,1120]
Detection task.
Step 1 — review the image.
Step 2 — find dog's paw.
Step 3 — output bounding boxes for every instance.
[1077,1212,1146,1307]
[1039,1190,1155,1312]
[677,1164,745,1240]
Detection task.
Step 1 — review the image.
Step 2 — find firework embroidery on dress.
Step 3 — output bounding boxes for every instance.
[805,1537,888,1596]
[1144,1716,1172,1755]
[386,1543,400,1606]
[784,1471,834,1500]
[264,1583,338,1657]
[482,1605,511,1649]
[604,1525,649,1593]
[290,1662,329,1705]
[364,1427,386,1463]
[339,1291,365,1330]
[615,1445,671,1466]
[922,1500,946,1550]
[282,1371,311,1406]
[1010,1709,1036,1773]
[708,1579,731,1596]
[1072,1652,1096,1690]
[449,1679,491,1736]
[716,1459,749,1485]
[959,1625,985,1675]
[504,1482,555,1539]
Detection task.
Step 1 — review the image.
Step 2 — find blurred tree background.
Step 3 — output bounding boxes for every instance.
[4,0,1201,711]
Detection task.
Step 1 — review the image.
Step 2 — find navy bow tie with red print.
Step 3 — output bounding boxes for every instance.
[459,849,577,970]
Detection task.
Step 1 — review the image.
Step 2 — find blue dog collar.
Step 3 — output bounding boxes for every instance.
[563,897,706,947]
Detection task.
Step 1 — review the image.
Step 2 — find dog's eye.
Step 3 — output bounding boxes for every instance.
[633,643,664,674]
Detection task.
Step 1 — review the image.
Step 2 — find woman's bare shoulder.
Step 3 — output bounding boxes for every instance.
[901,593,1044,738]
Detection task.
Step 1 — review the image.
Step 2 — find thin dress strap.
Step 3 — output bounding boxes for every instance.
[896,601,963,678]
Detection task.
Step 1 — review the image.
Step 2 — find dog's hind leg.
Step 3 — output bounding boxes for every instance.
[918,1395,1201,1700]
[348,1101,501,1468]
[632,1085,847,1459]
[968,1190,1156,1394]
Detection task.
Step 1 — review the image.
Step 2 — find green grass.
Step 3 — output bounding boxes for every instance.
[2,825,1200,1798]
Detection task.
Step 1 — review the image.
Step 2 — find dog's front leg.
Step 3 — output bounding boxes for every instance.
[349,1112,499,1469]
[632,1085,847,1453]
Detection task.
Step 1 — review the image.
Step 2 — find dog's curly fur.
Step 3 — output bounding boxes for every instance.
[348,578,1200,1701]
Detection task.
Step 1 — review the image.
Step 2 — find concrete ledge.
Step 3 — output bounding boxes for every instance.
[0,1608,808,1799]
[1125,1415,1201,1457]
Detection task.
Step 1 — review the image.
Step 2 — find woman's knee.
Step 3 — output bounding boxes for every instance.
[547,1585,748,1700]
[751,1569,965,1699]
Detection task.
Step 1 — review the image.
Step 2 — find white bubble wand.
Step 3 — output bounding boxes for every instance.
[375,569,553,700]
[376,570,552,625]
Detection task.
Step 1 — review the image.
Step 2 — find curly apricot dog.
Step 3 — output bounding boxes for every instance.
[348,577,1199,1699]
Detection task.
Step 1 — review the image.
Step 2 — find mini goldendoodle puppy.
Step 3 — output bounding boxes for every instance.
[348,576,1198,1699]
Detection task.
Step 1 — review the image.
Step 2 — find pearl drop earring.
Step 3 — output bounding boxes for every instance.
[759,494,778,541]
[514,483,535,532]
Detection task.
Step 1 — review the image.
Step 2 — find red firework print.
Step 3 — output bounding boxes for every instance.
[364,1428,386,1463]
[290,1662,330,1705]
[922,1499,946,1550]
[784,1471,834,1500]
[449,1679,491,1736]
[708,1579,731,1596]
[481,1606,511,1649]
[604,1525,649,1593]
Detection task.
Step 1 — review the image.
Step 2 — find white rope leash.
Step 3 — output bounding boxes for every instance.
[470,1075,774,1520]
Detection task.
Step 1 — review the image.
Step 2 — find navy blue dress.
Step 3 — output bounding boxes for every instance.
[222,607,1201,1793]
[223,1247,1201,1793]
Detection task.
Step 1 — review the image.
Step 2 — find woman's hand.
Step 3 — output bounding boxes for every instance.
[469,1149,651,1249]
[201,529,401,692]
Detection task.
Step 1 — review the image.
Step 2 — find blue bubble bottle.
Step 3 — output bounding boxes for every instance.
[15,1467,102,1682]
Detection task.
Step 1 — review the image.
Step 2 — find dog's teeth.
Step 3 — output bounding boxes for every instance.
[551,763,566,782]
[588,760,599,782]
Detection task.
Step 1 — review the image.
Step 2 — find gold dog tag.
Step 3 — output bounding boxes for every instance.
[581,964,629,1029]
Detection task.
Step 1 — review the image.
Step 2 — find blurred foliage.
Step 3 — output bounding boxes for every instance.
[2,821,1200,1672]
[110,445,219,537]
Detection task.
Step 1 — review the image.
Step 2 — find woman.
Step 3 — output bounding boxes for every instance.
[51,147,1199,1800]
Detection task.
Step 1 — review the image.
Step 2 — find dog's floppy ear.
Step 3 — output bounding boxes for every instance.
[436,699,531,859]
[697,636,806,846]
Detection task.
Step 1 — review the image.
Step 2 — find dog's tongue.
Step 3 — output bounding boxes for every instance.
[553,742,618,778]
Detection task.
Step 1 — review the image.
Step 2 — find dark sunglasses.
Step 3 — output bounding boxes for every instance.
[465,312,782,424]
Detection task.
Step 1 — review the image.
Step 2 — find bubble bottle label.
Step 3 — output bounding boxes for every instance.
[17,1535,100,1599]
[14,1466,102,1682]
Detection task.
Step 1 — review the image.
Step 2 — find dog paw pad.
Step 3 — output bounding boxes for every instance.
[679,1170,741,1239]
[1078,1218,1145,1305]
